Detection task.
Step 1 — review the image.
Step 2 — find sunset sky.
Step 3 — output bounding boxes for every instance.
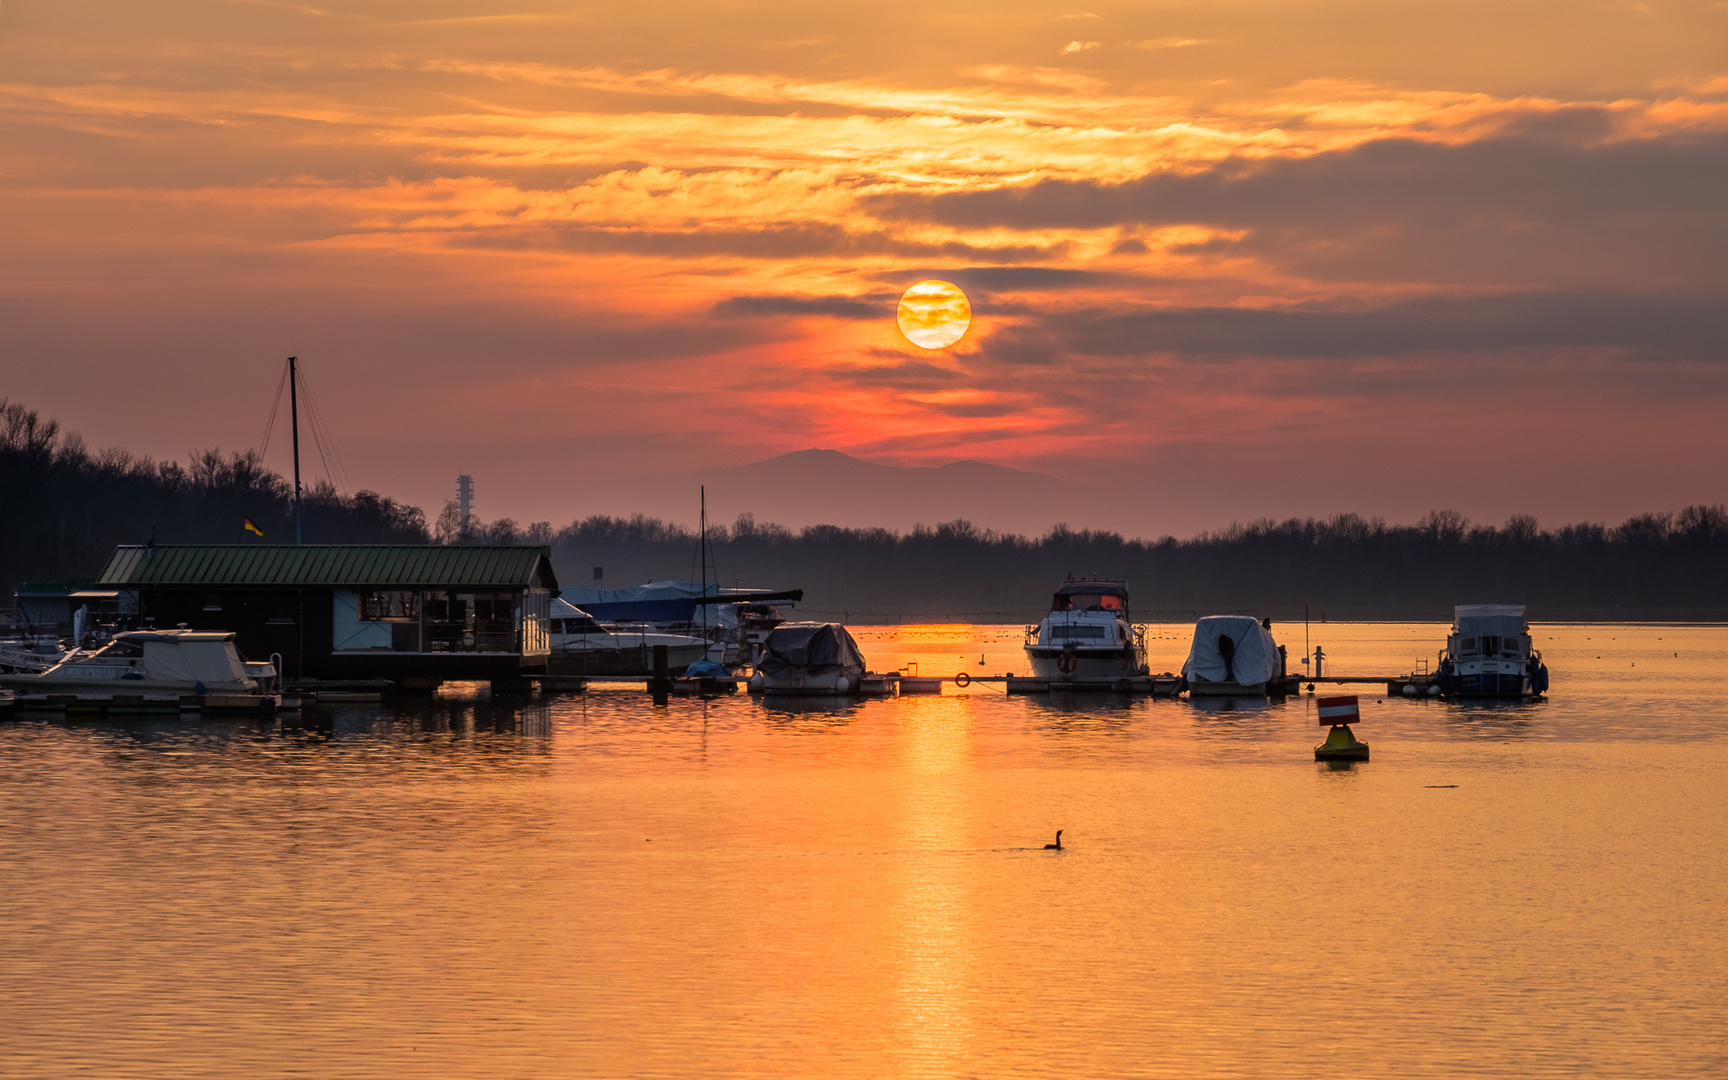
[3,1,1725,538]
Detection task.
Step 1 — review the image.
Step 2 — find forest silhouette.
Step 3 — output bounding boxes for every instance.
[4,399,1724,621]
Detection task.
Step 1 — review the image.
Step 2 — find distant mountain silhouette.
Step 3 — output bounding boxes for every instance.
[663,449,1092,535]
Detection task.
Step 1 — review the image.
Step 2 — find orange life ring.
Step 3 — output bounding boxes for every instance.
[954,671,971,687]
[1057,653,1078,675]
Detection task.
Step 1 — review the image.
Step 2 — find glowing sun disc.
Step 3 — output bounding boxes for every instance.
[897,280,971,349]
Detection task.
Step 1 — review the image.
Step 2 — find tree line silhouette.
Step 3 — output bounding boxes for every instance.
[548,508,1728,622]
[1,399,427,587]
[4,398,1724,620]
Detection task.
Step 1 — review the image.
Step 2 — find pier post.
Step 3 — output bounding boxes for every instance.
[650,644,671,693]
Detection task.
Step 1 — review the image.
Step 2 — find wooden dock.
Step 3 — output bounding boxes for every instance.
[11,691,281,715]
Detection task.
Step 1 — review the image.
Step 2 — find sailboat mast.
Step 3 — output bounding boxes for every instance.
[699,485,708,637]
[289,355,303,545]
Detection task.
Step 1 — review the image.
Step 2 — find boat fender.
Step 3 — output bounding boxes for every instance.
[1056,653,1078,675]
[1534,664,1549,694]
[1427,684,1442,696]
[954,671,971,687]
[835,676,850,694]
[1403,683,1418,696]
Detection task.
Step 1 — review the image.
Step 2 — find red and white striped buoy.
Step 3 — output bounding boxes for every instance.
[1315,694,1369,760]
[1316,695,1360,725]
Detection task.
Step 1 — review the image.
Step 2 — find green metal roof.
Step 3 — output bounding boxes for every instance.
[98,545,558,591]
[15,580,99,597]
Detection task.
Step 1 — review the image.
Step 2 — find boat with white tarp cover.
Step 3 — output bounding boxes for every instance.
[0,629,275,696]
[1181,616,1283,696]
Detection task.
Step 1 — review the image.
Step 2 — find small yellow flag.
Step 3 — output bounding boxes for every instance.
[244,517,264,537]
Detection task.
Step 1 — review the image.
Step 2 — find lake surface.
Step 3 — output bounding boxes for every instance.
[3,622,1726,1078]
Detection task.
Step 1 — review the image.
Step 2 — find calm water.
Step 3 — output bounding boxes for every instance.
[3,623,1726,1079]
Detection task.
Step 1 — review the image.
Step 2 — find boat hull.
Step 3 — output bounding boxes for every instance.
[1441,672,1535,697]
[0,673,255,694]
[758,670,859,695]
[547,642,709,676]
[1186,679,1268,697]
[1025,648,1146,680]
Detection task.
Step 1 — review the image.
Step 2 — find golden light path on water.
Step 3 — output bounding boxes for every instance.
[3,623,1728,1077]
[896,281,972,350]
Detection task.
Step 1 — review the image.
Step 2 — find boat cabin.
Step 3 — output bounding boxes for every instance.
[95,544,558,685]
[1051,580,1130,614]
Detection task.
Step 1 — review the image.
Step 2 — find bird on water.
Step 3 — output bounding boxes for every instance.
[1043,830,1064,850]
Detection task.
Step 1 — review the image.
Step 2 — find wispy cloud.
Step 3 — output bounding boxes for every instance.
[1129,37,1218,50]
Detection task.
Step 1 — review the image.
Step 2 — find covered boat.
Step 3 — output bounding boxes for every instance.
[547,599,713,675]
[1023,578,1149,681]
[0,630,268,695]
[752,622,867,695]
[556,581,803,625]
[1436,604,1548,697]
[1181,616,1282,695]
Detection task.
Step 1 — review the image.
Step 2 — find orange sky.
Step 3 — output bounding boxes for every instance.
[3,1,1725,537]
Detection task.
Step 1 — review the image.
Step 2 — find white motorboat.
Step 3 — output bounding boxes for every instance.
[1181,616,1283,696]
[1023,578,1149,681]
[548,600,713,675]
[0,636,71,674]
[0,630,271,695]
[750,622,867,695]
[1436,604,1549,697]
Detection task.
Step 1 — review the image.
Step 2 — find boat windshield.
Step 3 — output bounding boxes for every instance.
[1053,593,1125,612]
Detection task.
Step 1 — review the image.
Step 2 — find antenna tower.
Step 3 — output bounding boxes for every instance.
[456,475,474,540]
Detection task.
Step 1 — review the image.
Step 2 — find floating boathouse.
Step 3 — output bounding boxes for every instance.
[95,545,557,687]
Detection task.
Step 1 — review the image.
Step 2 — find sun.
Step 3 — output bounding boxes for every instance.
[896,280,971,349]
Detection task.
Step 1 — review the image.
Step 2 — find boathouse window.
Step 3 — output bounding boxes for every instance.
[203,593,223,611]
[422,590,519,653]
[265,593,296,626]
[361,590,419,621]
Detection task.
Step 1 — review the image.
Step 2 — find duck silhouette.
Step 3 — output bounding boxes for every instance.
[1043,830,1064,850]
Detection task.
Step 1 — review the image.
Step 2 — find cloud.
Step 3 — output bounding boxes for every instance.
[1059,41,1101,55]
[992,290,1728,363]
[1128,38,1217,50]
[713,293,892,319]
[826,360,963,386]
[446,222,1061,263]
[869,130,1728,286]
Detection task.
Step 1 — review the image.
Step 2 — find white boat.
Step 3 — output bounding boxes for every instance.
[751,622,867,695]
[0,636,71,674]
[0,630,271,695]
[548,600,713,675]
[1181,616,1282,696]
[1436,604,1549,697]
[1023,579,1149,681]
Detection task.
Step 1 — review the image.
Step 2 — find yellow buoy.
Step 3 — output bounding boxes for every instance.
[1315,723,1370,761]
